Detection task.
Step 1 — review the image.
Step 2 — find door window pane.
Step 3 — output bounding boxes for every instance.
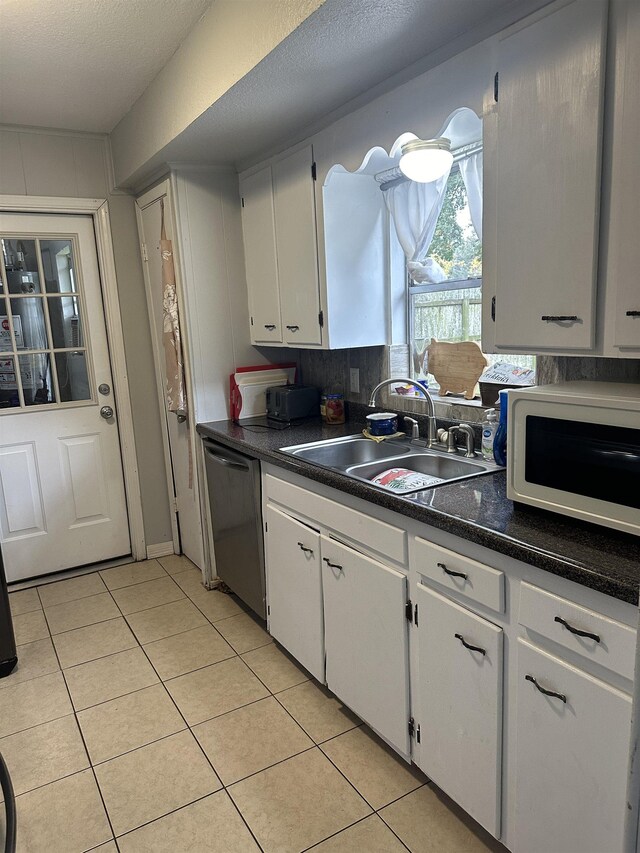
[2,239,41,293]
[40,240,78,294]
[9,297,49,350]
[0,304,16,352]
[49,297,83,348]
[18,353,56,405]
[0,356,21,407]
[55,352,90,401]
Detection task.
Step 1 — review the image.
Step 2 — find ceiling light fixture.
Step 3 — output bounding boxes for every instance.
[399,137,453,183]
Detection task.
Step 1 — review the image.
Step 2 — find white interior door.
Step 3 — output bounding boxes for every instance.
[136,190,204,569]
[0,213,130,582]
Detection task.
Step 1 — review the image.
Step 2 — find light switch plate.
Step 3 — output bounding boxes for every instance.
[349,367,360,394]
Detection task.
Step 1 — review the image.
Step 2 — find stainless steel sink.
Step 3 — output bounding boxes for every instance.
[286,437,411,467]
[280,434,498,494]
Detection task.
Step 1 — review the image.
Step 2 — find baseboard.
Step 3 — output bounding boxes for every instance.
[146,541,175,559]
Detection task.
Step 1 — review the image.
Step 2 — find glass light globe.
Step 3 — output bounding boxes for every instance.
[399,138,453,183]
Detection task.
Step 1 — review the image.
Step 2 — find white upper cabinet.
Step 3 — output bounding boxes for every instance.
[240,166,283,344]
[272,146,323,346]
[607,0,640,351]
[487,0,607,352]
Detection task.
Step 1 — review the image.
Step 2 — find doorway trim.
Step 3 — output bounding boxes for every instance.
[0,194,147,560]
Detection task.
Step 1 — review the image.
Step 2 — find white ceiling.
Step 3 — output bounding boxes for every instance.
[0,0,212,132]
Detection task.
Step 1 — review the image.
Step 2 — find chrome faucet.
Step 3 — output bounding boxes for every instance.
[368,378,438,448]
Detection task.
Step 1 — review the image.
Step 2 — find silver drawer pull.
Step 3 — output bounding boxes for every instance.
[297,542,313,555]
[525,674,566,703]
[454,633,486,655]
[554,616,600,643]
[541,315,579,322]
[438,562,467,580]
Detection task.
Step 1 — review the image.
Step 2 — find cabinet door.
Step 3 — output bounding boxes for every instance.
[610,0,640,349]
[239,166,282,343]
[321,535,410,755]
[514,639,631,853]
[415,584,503,838]
[265,504,324,682]
[272,146,322,346]
[491,0,606,351]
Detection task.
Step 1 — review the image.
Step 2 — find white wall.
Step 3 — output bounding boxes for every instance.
[0,126,174,548]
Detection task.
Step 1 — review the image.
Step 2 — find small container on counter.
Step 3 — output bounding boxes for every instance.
[320,392,345,424]
[366,412,399,436]
[493,390,508,466]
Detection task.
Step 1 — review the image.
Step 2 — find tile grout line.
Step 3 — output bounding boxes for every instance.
[13,565,425,853]
[125,602,267,852]
[37,591,120,851]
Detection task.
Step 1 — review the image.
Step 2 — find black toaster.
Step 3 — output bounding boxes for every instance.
[266,385,320,422]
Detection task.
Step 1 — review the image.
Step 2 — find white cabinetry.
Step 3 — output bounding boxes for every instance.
[485,0,607,353]
[239,166,282,344]
[240,145,322,347]
[607,0,640,352]
[262,464,637,850]
[272,146,322,346]
[514,639,631,853]
[415,584,503,838]
[264,504,324,681]
[322,535,411,756]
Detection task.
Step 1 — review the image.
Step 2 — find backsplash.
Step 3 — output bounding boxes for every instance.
[299,347,640,424]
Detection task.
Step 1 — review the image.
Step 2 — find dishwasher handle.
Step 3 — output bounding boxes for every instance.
[203,442,252,471]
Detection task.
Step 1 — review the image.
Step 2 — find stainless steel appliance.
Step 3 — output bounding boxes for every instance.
[507,381,640,536]
[203,439,266,618]
[266,384,319,422]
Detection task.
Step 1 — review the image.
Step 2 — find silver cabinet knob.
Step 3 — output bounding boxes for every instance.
[100,405,114,420]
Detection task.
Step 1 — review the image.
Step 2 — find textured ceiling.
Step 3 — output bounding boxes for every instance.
[0,0,212,132]
[115,0,553,185]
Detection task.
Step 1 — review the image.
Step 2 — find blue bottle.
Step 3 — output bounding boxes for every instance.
[493,390,508,467]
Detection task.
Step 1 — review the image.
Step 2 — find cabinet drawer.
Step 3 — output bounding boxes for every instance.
[414,537,505,613]
[519,582,636,681]
[265,474,407,565]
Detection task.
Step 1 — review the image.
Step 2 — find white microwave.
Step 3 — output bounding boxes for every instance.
[507,381,640,537]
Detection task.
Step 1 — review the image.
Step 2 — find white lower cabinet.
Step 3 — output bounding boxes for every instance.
[321,535,411,757]
[263,468,637,851]
[514,639,632,853]
[415,583,503,838]
[264,504,324,682]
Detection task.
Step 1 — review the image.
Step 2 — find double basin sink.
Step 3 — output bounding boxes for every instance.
[280,434,499,496]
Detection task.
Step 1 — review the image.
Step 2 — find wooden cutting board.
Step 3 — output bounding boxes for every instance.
[426,338,488,400]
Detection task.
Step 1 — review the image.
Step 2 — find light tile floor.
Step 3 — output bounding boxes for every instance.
[1,557,506,853]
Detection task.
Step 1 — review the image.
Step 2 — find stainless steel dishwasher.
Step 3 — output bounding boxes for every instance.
[202,438,266,619]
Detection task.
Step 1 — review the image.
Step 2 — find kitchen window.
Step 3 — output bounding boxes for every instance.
[400,150,535,392]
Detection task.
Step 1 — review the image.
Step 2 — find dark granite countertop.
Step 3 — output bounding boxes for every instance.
[197,416,640,606]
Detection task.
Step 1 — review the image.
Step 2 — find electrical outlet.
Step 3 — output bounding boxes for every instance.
[349,367,360,394]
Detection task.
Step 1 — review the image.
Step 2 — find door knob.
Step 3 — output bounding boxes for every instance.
[100,405,114,420]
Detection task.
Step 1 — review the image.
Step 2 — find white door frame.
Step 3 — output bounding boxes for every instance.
[0,194,146,560]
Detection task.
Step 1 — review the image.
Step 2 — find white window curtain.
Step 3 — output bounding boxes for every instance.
[383,169,451,284]
[458,150,483,240]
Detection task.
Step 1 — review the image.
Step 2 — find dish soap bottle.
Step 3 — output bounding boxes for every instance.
[481,408,498,461]
[493,390,508,467]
